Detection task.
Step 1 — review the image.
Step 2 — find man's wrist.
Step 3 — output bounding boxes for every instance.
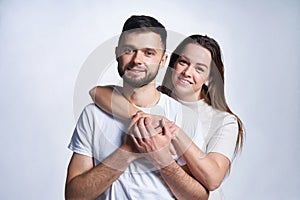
[148,152,175,169]
[119,145,140,163]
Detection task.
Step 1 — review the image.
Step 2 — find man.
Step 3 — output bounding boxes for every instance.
[65,15,208,199]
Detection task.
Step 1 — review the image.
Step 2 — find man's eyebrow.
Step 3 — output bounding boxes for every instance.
[120,45,160,53]
[180,55,208,69]
[120,44,135,48]
[143,47,158,53]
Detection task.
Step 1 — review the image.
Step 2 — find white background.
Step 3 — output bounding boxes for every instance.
[0,0,299,199]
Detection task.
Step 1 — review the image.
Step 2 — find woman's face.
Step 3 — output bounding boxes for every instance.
[172,43,211,101]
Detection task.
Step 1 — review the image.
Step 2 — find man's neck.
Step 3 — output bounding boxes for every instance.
[121,82,161,108]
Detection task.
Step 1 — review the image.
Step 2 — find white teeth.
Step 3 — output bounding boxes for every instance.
[181,80,189,84]
[179,77,191,85]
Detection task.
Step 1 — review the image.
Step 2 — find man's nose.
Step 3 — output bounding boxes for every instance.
[132,50,143,65]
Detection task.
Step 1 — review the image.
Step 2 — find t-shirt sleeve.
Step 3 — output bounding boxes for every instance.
[68,105,94,157]
[206,114,238,162]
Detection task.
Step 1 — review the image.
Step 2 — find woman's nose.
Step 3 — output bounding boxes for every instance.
[182,66,193,77]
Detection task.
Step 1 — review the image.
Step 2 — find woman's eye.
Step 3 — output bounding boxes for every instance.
[178,59,188,65]
[196,66,204,73]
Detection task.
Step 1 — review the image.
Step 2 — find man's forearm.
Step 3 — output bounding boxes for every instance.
[159,162,209,200]
[65,148,135,200]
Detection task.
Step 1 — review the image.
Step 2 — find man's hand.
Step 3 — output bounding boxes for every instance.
[129,117,177,168]
[128,111,164,134]
[120,132,144,161]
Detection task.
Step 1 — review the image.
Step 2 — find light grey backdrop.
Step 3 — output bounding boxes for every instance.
[0,0,299,199]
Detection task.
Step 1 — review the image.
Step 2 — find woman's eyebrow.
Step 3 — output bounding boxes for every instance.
[180,55,208,69]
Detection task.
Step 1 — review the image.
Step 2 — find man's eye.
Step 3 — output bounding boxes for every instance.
[123,48,133,54]
[145,50,155,56]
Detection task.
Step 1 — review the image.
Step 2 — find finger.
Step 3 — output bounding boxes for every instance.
[155,127,163,135]
[169,124,177,137]
[128,111,142,130]
[138,112,150,118]
[162,118,172,139]
[161,117,166,127]
[130,134,141,148]
[144,116,151,126]
[165,120,174,126]
[132,123,144,144]
[163,117,171,124]
[137,117,150,138]
[151,118,161,130]
[130,134,146,154]
[144,117,160,136]
[132,110,143,118]
[169,129,176,139]
[163,121,176,138]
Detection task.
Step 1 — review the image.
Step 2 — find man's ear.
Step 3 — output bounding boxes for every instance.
[115,47,119,61]
[160,54,168,69]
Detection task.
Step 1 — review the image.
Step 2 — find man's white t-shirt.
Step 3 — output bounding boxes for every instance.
[68,93,200,200]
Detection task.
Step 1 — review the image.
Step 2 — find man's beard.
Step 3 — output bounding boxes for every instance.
[118,64,159,88]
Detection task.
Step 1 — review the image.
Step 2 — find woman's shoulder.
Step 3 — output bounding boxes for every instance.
[203,103,237,124]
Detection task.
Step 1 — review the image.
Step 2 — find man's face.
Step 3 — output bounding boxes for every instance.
[116,31,167,88]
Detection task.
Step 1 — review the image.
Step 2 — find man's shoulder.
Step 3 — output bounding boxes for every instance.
[77,103,123,131]
[82,103,100,114]
[80,103,111,120]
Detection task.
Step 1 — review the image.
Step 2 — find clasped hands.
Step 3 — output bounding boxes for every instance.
[123,112,179,168]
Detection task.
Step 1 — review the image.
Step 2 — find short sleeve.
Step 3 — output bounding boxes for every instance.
[206,114,238,162]
[68,105,95,157]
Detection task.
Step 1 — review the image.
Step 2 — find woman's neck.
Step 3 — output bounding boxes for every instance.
[172,90,200,102]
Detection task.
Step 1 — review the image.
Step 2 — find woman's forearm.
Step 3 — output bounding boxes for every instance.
[89,86,140,120]
[173,128,230,191]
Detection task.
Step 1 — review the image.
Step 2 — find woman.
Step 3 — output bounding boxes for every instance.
[90,35,244,196]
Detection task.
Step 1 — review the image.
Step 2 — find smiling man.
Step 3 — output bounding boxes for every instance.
[65,15,208,200]
[117,31,164,88]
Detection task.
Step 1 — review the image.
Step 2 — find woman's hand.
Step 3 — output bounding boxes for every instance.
[128,111,164,133]
[129,117,177,168]
[129,112,179,155]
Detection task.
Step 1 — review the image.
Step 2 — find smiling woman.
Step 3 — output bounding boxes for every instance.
[161,34,244,157]
[171,43,212,102]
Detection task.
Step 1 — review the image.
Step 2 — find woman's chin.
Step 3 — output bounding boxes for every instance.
[174,87,194,98]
